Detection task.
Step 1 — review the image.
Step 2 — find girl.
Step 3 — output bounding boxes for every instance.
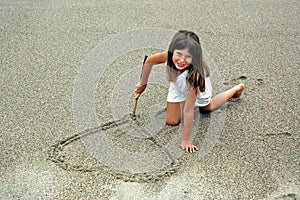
[135,30,244,153]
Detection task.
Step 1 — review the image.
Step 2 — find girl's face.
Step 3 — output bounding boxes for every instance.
[172,48,192,72]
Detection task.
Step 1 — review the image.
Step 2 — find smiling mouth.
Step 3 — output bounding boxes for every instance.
[177,63,185,68]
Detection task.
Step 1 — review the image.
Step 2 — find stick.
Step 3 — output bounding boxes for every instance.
[132,55,148,116]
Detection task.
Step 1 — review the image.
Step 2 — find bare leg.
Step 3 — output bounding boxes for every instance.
[201,83,245,112]
[166,101,185,125]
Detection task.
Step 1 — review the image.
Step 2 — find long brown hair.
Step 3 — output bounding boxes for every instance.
[166,30,210,95]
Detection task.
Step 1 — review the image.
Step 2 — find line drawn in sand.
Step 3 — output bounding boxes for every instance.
[48,28,227,181]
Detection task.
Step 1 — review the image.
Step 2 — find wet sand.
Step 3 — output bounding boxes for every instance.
[1,0,299,199]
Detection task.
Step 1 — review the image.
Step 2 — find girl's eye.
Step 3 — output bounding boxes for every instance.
[174,51,192,61]
[186,56,191,60]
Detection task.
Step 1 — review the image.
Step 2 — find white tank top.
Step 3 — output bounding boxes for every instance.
[167,70,212,107]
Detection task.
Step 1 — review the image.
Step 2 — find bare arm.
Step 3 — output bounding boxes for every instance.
[181,89,199,152]
[135,51,168,94]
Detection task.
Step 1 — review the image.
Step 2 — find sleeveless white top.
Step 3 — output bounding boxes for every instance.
[167,70,212,107]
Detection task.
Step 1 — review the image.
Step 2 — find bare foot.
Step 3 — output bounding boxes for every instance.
[230,83,245,101]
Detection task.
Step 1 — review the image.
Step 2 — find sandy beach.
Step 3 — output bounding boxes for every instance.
[1,0,299,199]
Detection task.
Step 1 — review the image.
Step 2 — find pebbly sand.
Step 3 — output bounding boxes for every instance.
[1,0,299,199]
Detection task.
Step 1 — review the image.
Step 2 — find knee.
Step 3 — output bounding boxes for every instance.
[166,118,180,126]
[200,105,213,113]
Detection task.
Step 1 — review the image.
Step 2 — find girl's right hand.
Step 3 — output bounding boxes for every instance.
[135,82,147,99]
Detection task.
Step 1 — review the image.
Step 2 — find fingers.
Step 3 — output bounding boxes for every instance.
[135,83,147,94]
[183,145,199,153]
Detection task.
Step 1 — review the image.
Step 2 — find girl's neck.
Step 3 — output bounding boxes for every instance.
[177,69,185,75]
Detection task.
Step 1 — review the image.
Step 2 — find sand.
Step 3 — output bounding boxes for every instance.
[1,0,299,199]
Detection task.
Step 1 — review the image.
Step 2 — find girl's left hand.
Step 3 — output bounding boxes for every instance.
[180,140,199,153]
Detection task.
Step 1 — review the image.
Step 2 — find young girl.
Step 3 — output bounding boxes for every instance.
[135,30,244,153]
